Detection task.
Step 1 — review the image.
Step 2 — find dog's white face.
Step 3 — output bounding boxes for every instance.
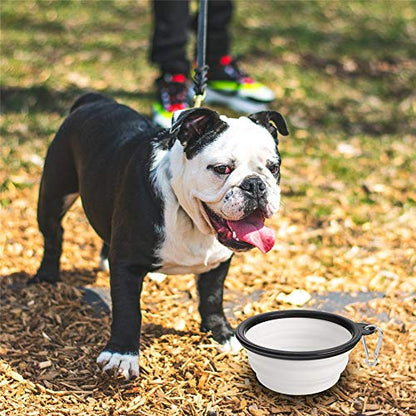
[169,108,288,254]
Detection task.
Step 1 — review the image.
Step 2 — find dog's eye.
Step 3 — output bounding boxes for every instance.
[267,163,279,175]
[211,164,232,175]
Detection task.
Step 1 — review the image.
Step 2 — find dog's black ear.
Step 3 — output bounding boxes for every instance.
[170,108,228,159]
[248,111,289,144]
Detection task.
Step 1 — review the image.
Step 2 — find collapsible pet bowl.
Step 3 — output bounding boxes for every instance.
[236,310,383,395]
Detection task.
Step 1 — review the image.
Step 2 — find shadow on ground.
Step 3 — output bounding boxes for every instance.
[1,85,154,118]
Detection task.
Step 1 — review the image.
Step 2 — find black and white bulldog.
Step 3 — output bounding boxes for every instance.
[30,93,288,379]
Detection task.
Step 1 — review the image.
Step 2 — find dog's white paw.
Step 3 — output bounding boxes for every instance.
[99,257,110,272]
[218,335,242,354]
[147,272,167,283]
[96,351,139,380]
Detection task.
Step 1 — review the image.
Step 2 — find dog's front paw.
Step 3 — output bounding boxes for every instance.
[200,315,242,354]
[96,351,139,380]
[218,335,242,354]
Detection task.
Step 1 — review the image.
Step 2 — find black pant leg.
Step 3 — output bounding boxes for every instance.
[150,0,191,75]
[206,0,233,66]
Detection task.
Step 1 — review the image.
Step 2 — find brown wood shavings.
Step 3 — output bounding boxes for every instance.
[1,253,415,415]
[1,135,415,415]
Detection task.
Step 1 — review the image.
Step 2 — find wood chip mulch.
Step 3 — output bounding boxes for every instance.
[1,185,415,416]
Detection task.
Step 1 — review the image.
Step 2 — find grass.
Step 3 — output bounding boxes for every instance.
[1,1,415,415]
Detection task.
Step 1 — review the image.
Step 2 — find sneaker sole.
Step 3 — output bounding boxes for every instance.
[204,88,270,113]
[152,109,172,128]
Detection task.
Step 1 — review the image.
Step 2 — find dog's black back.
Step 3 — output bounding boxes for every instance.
[32,93,164,284]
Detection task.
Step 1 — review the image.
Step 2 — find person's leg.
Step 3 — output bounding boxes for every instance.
[205,0,233,68]
[150,0,191,75]
[203,0,275,112]
[150,1,191,128]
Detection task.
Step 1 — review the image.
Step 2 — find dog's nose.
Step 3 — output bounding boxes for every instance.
[240,176,266,198]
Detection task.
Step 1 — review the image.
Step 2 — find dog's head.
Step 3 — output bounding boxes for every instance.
[168,107,288,253]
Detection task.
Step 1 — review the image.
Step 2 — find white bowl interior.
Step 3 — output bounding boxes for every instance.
[245,317,352,352]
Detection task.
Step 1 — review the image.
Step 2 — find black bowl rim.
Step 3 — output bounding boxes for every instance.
[235,310,368,360]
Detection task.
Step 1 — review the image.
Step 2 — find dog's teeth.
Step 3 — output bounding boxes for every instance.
[232,231,237,239]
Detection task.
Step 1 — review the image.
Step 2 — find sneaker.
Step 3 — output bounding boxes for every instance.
[152,73,190,128]
[205,55,275,113]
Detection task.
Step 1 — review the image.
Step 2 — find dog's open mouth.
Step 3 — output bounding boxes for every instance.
[204,204,275,253]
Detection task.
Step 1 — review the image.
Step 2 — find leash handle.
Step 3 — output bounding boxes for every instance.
[193,0,208,107]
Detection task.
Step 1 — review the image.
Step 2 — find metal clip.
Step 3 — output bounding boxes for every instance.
[193,92,206,108]
[361,324,383,366]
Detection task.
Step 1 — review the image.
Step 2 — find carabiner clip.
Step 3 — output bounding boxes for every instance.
[361,324,383,366]
[193,91,206,108]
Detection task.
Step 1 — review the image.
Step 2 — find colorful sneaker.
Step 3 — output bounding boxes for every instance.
[152,73,190,128]
[205,55,275,113]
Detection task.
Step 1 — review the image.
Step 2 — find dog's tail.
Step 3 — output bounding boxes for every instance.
[70,92,115,113]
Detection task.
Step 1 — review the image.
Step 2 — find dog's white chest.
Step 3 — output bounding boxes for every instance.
[151,147,232,275]
[156,206,232,275]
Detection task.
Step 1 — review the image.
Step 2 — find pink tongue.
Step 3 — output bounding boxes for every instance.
[227,211,275,253]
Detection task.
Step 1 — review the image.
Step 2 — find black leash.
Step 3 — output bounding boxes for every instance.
[193,0,209,108]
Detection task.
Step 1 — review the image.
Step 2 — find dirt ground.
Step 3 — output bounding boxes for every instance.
[1,178,415,415]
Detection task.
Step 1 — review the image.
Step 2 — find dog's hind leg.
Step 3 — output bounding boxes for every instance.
[29,137,79,284]
[99,242,110,272]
